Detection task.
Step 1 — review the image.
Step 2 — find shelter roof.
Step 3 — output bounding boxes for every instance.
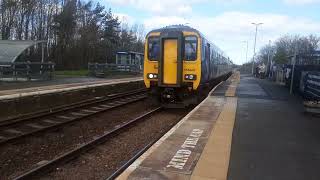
[0,40,46,63]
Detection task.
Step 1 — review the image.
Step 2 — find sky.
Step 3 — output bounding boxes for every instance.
[101,0,320,65]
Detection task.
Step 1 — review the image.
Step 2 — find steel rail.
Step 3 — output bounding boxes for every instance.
[105,80,227,179]
[0,90,147,145]
[105,113,186,180]
[14,107,162,180]
[0,88,147,128]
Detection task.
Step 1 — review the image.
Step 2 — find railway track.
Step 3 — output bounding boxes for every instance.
[13,107,162,180]
[0,89,147,145]
[106,125,165,180]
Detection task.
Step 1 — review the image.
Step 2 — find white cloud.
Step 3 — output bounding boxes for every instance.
[283,0,320,5]
[143,12,320,64]
[104,0,247,15]
[144,16,187,30]
[106,0,196,15]
[114,13,135,24]
[104,0,320,64]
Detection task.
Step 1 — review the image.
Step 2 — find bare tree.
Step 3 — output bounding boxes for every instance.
[256,34,320,65]
[0,0,145,69]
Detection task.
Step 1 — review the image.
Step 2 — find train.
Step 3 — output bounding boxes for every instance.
[143,25,233,107]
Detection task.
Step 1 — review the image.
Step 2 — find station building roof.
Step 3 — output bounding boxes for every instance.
[0,40,46,63]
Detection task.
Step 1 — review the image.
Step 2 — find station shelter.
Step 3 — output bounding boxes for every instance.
[116,51,144,67]
[0,40,54,81]
[88,51,144,77]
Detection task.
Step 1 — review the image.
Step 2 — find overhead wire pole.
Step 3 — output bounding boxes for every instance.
[251,22,263,75]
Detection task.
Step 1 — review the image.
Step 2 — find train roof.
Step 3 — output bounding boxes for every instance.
[148,25,200,35]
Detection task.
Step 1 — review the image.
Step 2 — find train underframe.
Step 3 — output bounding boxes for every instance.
[148,73,231,108]
[148,86,200,108]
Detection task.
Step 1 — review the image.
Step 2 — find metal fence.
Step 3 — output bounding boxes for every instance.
[302,72,320,101]
[0,62,55,81]
[88,63,142,77]
[283,65,320,93]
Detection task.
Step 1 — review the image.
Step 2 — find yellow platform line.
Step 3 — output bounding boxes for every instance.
[191,97,237,180]
[117,72,239,180]
[117,82,224,180]
[225,71,240,97]
[191,72,239,180]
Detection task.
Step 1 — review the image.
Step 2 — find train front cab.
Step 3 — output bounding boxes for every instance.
[144,30,202,107]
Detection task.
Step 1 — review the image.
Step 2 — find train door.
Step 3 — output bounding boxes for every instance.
[163,39,178,84]
[158,31,183,87]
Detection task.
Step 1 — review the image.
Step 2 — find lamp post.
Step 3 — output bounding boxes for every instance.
[251,22,263,75]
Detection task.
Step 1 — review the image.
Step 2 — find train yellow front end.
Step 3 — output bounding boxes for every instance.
[144,25,233,107]
[144,28,202,107]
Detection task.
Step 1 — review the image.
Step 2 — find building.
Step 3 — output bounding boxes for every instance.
[0,40,54,81]
[88,51,144,77]
[116,51,144,67]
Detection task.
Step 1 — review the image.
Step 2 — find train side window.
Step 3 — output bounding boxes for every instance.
[206,43,210,61]
[148,37,160,61]
[184,36,197,61]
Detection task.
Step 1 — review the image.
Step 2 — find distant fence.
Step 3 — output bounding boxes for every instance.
[0,62,55,81]
[88,63,142,77]
[302,72,320,101]
[283,65,320,93]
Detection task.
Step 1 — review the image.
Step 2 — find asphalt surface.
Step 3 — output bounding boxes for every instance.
[228,75,320,180]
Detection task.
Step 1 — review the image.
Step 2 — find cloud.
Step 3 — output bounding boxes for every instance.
[283,0,320,5]
[143,16,187,30]
[103,0,320,64]
[204,12,320,64]
[114,13,135,24]
[105,0,195,15]
[143,12,320,64]
[104,0,247,15]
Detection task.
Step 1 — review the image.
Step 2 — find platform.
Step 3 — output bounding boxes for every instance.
[117,73,320,180]
[0,77,142,100]
[0,76,143,121]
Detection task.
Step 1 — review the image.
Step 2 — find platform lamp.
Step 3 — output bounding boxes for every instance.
[251,22,263,75]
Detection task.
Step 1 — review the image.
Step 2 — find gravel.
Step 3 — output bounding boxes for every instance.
[0,100,156,179]
[40,109,189,180]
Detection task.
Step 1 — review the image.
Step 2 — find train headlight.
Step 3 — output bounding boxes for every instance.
[185,74,197,80]
[147,73,158,79]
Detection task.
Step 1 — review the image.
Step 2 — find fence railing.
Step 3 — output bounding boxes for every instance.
[303,72,320,101]
[0,62,55,81]
[88,63,142,77]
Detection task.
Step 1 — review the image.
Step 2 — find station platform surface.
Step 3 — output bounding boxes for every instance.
[117,73,320,180]
[0,76,142,100]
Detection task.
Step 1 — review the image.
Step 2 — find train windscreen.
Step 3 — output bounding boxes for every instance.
[148,37,160,61]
